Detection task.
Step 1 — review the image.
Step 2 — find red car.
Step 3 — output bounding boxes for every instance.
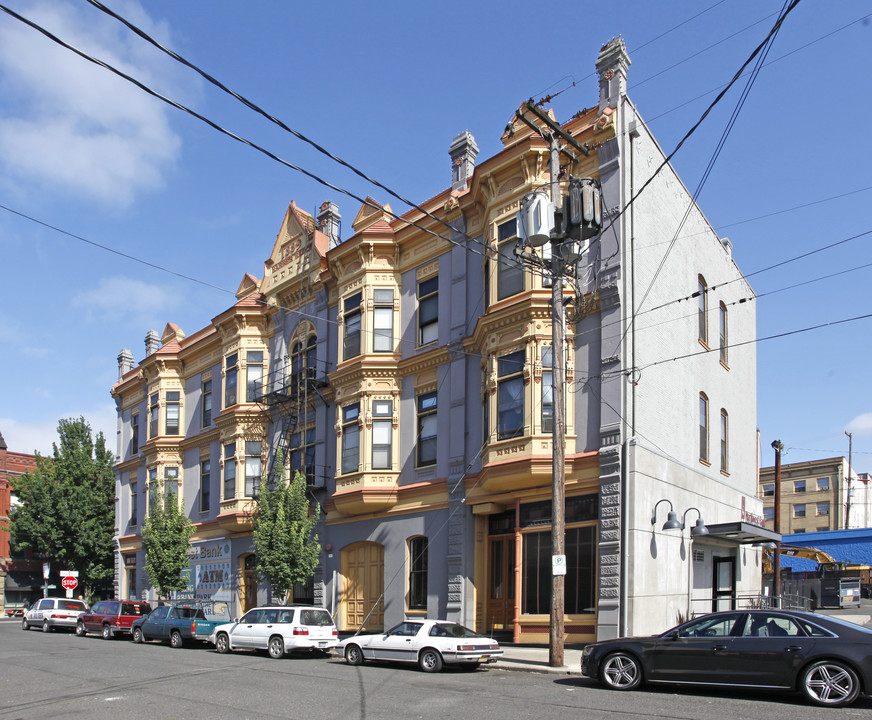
[76,600,151,639]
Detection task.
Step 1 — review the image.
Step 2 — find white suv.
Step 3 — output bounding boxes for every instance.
[22,597,88,632]
[209,605,338,659]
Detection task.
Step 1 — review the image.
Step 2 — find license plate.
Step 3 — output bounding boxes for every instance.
[318,641,327,647]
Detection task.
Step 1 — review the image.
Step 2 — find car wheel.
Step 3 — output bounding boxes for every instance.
[600,652,642,690]
[419,648,444,673]
[801,660,860,707]
[76,622,86,637]
[132,627,143,644]
[102,624,112,640]
[21,618,29,631]
[268,636,285,659]
[170,630,183,649]
[344,644,364,666]
[215,633,231,654]
[42,620,51,633]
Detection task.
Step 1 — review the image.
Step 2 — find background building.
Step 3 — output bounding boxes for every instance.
[0,431,40,613]
[113,38,767,641]
[758,457,871,534]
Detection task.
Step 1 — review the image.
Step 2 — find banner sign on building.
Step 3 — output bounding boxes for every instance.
[181,540,233,602]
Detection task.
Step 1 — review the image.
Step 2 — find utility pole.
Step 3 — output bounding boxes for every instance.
[845,431,853,529]
[547,129,566,668]
[771,440,783,606]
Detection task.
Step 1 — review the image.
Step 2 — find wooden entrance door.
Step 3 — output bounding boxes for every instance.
[486,536,515,635]
[242,554,257,613]
[341,542,384,632]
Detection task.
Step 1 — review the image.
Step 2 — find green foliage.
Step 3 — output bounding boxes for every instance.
[140,488,196,600]
[7,417,116,596]
[251,460,321,603]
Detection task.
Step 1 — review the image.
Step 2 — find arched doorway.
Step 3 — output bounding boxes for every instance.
[241,554,258,613]
[340,542,384,632]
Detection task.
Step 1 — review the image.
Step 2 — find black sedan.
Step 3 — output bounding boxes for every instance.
[580,609,872,707]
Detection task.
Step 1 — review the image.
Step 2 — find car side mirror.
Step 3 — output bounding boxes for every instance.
[666,630,680,641]
[232,617,239,623]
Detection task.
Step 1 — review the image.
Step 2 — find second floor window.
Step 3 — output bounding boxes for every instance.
[223,442,236,500]
[698,275,708,346]
[763,484,775,496]
[225,353,238,407]
[341,403,360,474]
[817,501,830,516]
[245,441,261,497]
[131,413,139,455]
[148,468,158,513]
[165,392,180,435]
[699,393,709,463]
[372,400,393,470]
[202,379,212,427]
[418,276,438,346]
[373,289,394,352]
[498,351,525,440]
[416,392,437,467]
[164,467,178,511]
[246,351,263,402]
[344,292,362,360]
[497,218,524,300]
[794,480,806,493]
[720,409,728,473]
[130,482,137,526]
[817,477,830,491]
[200,459,211,513]
[794,504,806,518]
[542,347,554,434]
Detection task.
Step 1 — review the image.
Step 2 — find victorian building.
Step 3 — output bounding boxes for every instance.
[112,39,769,642]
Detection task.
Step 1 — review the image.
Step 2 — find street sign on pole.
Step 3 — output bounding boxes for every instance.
[61,576,78,591]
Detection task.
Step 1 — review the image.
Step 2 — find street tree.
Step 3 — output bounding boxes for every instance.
[140,486,195,600]
[250,459,320,603]
[7,417,115,597]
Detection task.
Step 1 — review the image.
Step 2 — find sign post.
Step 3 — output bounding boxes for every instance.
[60,571,79,599]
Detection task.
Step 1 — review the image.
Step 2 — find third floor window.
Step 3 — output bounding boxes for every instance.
[344,292,362,360]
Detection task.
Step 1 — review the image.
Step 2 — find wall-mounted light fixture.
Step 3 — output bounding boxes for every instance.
[651,499,709,536]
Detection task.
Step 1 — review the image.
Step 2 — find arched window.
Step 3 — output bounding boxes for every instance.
[698,275,708,346]
[699,392,709,463]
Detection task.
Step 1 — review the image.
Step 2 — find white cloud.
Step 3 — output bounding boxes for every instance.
[71,275,177,326]
[1,402,118,458]
[0,1,184,207]
[847,413,872,436]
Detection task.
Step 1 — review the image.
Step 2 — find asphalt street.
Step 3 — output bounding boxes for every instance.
[3,619,872,720]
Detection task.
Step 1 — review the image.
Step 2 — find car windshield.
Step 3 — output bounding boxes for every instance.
[60,600,87,611]
[429,623,481,639]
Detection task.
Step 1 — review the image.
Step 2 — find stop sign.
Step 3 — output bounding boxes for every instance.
[61,576,78,591]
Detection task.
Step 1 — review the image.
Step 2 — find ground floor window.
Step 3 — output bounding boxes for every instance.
[521,526,596,614]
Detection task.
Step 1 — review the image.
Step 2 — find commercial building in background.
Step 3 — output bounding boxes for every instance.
[759,457,871,534]
[0,431,41,613]
[112,39,768,642]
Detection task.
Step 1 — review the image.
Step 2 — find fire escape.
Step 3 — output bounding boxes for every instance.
[255,215,329,490]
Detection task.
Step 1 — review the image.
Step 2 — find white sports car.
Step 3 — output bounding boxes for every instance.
[339,619,503,672]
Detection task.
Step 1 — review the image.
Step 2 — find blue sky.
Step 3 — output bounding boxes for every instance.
[0,0,869,474]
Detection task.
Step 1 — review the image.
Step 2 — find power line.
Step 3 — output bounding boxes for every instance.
[0,3,493,265]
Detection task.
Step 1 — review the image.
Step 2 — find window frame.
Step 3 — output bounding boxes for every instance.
[698,275,708,346]
[200,458,211,513]
[343,292,362,360]
[817,477,830,492]
[541,346,554,434]
[244,441,262,497]
[699,392,709,463]
[497,350,525,440]
[290,427,317,483]
[794,480,806,494]
[416,391,437,467]
[131,413,139,455]
[496,218,524,300]
[163,466,178,512]
[130,482,138,527]
[341,403,360,475]
[225,353,238,408]
[418,276,438,346]
[794,504,806,518]
[371,400,393,470]
[148,393,159,439]
[165,391,180,435]
[223,442,236,500]
[408,536,429,611]
[372,289,394,352]
[719,301,728,365]
[202,379,212,428]
[719,408,728,474]
[246,351,264,402]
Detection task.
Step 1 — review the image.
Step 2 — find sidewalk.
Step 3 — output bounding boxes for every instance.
[495,643,583,674]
